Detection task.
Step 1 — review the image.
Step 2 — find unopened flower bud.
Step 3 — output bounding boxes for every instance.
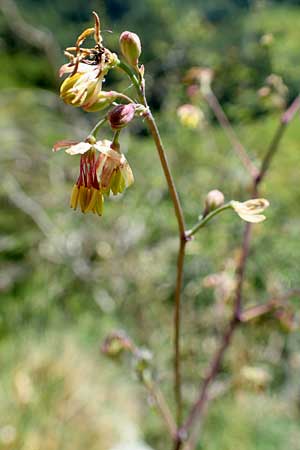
[108,103,136,130]
[120,31,141,67]
[204,189,225,215]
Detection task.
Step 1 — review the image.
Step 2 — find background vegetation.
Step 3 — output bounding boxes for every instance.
[0,0,300,449]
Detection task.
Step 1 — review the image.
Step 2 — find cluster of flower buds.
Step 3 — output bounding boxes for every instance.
[54,12,144,216]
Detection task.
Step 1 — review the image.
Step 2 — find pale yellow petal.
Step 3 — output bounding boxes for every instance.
[65,142,91,155]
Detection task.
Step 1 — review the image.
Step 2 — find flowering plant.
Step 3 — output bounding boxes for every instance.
[53,12,299,450]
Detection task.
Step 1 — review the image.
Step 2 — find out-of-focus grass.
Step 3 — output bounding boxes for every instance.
[0,327,143,450]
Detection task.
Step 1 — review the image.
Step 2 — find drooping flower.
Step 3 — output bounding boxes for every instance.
[95,140,134,196]
[230,199,270,223]
[53,138,134,216]
[59,12,119,111]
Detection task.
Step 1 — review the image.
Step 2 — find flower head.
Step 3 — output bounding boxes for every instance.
[59,12,119,110]
[53,138,134,216]
[231,199,270,223]
[108,104,136,130]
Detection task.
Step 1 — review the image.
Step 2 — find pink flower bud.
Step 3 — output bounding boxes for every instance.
[108,104,136,130]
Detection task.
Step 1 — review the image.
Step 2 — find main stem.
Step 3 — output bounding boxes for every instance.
[119,61,187,432]
[141,96,187,427]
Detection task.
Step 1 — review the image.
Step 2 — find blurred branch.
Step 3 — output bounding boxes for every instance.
[204,89,258,179]
[144,378,177,439]
[257,94,300,184]
[241,288,300,322]
[2,173,91,280]
[0,0,60,79]
[2,173,54,237]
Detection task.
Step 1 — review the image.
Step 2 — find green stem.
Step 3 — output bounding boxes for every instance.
[89,117,107,138]
[117,61,141,94]
[186,204,232,238]
[116,92,135,103]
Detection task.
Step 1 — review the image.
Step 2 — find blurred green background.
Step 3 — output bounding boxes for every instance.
[0,0,300,449]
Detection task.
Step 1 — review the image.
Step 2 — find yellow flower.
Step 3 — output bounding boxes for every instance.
[177,104,204,129]
[53,138,134,216]
[59,12,119,110]
[231,199,270,223]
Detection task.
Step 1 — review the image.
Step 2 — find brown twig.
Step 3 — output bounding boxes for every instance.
[141,96,187,428]
[174,239,187,425]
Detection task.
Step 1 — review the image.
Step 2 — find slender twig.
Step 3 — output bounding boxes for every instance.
[89,117,108,138]
[186,204,232,238]
[204,89,258,178]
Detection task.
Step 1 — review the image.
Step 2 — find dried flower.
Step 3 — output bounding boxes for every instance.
[59,12,119,110]
[53,138,134,215]
[177,104,204,129]
[231,199,270,223]
[119,31,142,67]
[108,104,136,129]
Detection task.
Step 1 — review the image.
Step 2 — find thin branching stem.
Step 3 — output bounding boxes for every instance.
[178,94,300,450]
[186,204,232,238]
[89,117,107,138]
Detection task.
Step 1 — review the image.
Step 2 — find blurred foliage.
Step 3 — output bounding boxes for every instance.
[0,0,300,449]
